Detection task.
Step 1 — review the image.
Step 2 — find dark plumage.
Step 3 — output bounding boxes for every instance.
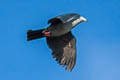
[27,13,88,72]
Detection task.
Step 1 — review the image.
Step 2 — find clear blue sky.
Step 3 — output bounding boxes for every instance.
[0,0,120,80]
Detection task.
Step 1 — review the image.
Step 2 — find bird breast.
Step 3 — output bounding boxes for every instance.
[49,23,73,37]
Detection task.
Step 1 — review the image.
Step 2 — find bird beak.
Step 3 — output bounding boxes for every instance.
[80,16,88,22]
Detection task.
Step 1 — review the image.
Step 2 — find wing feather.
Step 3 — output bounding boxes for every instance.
[48,13,80,25]
[46,32,76,72]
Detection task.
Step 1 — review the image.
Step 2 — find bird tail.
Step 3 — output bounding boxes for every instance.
[27,29,45,41]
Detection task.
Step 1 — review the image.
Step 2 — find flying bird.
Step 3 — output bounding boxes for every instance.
[27,13,88,72]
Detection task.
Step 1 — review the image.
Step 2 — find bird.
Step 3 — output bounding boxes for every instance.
[27,13,88,72]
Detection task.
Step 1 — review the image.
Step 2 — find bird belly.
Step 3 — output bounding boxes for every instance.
[50,23,73,37]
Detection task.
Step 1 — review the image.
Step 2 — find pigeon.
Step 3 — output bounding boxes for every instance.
[27,13,88,72]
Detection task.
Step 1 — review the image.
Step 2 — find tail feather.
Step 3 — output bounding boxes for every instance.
[27,29,45,41]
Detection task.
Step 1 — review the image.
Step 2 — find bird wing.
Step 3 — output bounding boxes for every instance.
[48,13,80,25]
[46,32,76,72]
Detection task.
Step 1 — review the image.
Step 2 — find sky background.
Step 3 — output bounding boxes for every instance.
[0,0,120,80]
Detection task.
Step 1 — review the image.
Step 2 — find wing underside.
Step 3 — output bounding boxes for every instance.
[46,32,76,71]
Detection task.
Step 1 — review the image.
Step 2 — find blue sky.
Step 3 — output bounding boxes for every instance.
[0,0,120,80]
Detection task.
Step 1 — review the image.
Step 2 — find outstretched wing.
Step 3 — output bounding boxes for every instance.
[48,13,80,25]
[46,32,76,72]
